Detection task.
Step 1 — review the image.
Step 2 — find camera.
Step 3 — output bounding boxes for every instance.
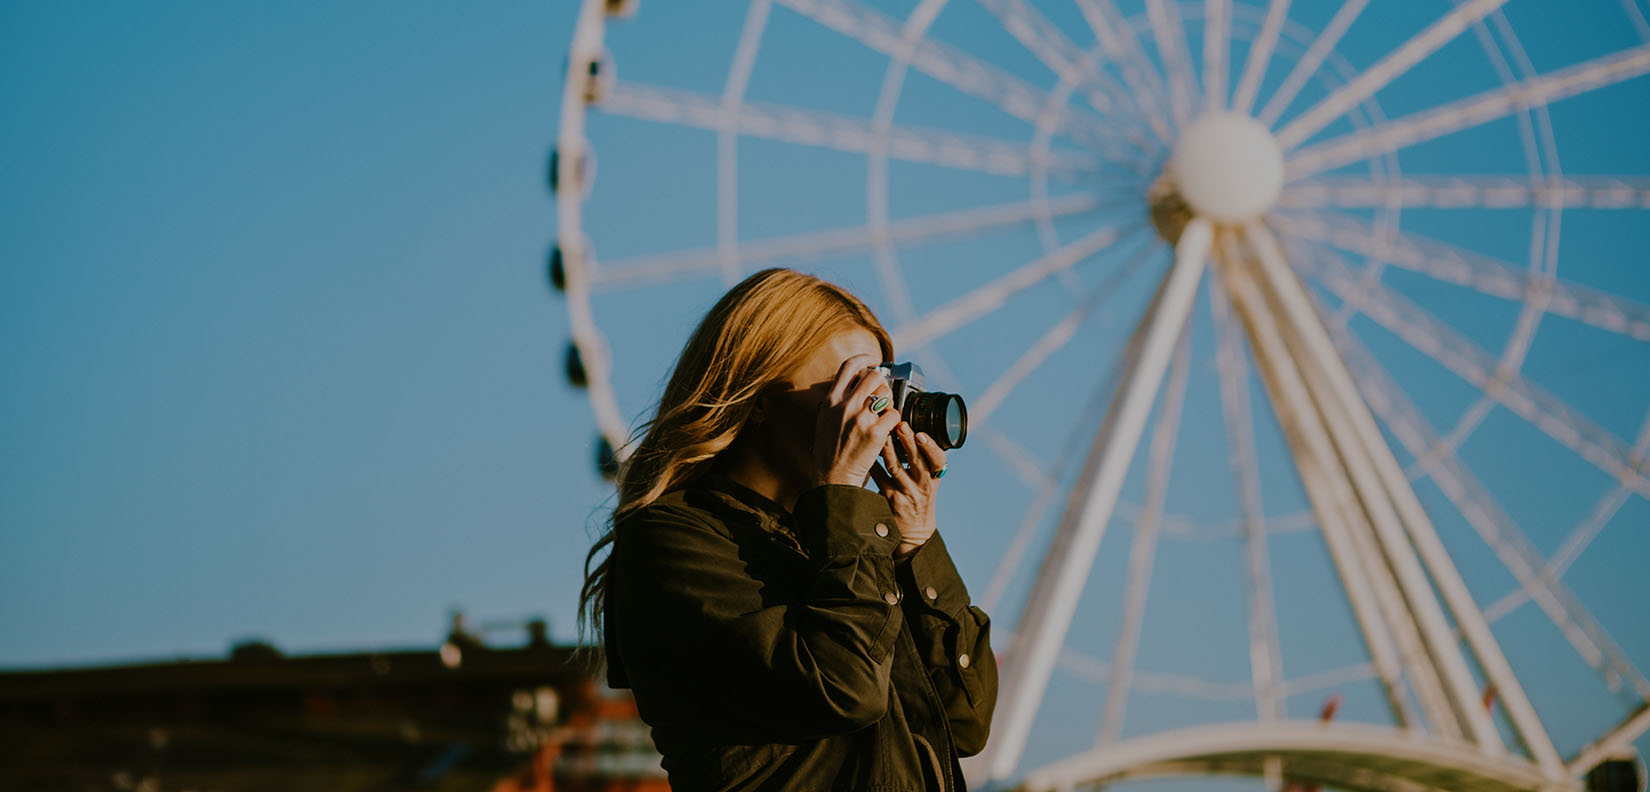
[875,362,967,450]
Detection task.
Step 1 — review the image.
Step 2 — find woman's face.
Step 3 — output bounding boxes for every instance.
[756,327,885,487]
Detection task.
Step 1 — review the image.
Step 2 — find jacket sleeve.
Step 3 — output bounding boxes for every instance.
[895,530,997,756]
[610,484,906,742]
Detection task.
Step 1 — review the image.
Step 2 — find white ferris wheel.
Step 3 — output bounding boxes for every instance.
[553,0,1650,790]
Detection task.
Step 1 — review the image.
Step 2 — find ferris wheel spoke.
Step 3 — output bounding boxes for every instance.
[1296,242,1650,503]
[1287,42,1650,177]
[1003,632,1264,700]
[1281,175,1650,210]
[778,0,1136,155]
[978,423,1060,492]
[1570,707,1650,777]
[591,193,1104,291]
[1278,662,1380,698]
[974,0,1165,152]
[980,469,1061,614]
[1074,0,1178,140]
[1276,211,1650,343]
[600,80,1098,176]
[1482,409,1650,654]
[1099,326,1194,747]
[974,237,1161,428]
[1230,0,1290,115]
[1203,0,1231,113]
[1209,234,1285,723]
[1327,316,1650,703]
[1133,669,1255,701]
[1481,483,1629,627]
[1255,0,1371,128]
[1275,0,1511,150]
[889,222,1132,350]
[1145,0,1200,124]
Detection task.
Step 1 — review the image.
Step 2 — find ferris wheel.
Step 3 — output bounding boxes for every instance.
[552,0,1650,789]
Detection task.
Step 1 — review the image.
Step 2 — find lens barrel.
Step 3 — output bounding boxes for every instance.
[905,391,967,450]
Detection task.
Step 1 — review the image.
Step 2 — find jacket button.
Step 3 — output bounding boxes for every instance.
[874,522,890,537]
[883,591,900,605]
[924,586,938,601]
[958,653,971,669]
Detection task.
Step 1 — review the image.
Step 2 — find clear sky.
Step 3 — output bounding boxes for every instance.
[3,0,1648,782]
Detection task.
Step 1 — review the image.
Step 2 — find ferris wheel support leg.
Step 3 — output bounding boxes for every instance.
[1248,224,1567,775]
[1215,256,1427,735]
[1245,224,1503,753]
[975,220,1213,784]
[1336,491,1463,735]
[1286,289,1502,749]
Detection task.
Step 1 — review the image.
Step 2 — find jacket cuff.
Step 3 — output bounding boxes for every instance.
[793,484,903,559]
[896,530,971,616]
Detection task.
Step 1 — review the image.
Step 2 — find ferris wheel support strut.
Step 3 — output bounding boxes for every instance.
[1247,237,1498,749]
[1249,226,1508,752]
[977,219,1213,783]
[1214,256,1429,735]
[1226,247,1458,737]
[1247,225,1564,776]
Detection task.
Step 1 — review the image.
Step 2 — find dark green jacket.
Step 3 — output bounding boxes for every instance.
[605,475,998,791]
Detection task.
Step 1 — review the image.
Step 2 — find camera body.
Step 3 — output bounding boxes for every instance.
[875,362,968,451]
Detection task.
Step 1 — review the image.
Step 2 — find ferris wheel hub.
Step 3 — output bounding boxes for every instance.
[1169,112,1285,224]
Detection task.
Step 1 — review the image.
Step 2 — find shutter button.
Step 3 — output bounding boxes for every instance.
[874,522,889,538]
[958,653,971,669]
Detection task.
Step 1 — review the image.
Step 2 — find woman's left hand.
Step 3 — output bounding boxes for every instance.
[868,420,947,558]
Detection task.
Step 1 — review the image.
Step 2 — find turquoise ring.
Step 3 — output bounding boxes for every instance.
[933,465,948,479]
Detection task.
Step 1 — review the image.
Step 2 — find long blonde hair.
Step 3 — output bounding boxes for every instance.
[577,268,893,646]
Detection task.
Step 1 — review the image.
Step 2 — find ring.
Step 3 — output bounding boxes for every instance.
[868,395,891,413]
[932,465,947,479]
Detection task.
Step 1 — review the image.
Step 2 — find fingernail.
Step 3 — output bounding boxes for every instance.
[870,396,890,413]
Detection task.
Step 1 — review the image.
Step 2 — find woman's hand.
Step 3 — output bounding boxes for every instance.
[868,420,947,558]
[811,354,901,488]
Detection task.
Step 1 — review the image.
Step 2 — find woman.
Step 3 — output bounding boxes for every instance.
[579,268,997,791]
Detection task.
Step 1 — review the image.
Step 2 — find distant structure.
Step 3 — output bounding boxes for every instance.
[0,614,666,791]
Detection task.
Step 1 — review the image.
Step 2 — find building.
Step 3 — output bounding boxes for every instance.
[0,617,667,791]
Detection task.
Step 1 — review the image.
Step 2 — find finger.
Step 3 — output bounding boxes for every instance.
[871,402,902,440]
[884,436,916,488]
[829,353,878,402]
[915,431,947,475]
[896,422,929,479]
[867,461,893,493]
[849,367,892,412]
[879,439,904,482]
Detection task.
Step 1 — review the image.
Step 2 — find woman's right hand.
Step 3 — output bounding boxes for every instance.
[812,353,901,488]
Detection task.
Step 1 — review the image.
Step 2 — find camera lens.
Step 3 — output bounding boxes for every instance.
[906,391,967,450]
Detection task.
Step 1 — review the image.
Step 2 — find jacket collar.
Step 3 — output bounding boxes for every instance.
[700,471,794,523]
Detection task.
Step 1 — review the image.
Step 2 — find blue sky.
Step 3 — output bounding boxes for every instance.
[3,0,1648,782]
